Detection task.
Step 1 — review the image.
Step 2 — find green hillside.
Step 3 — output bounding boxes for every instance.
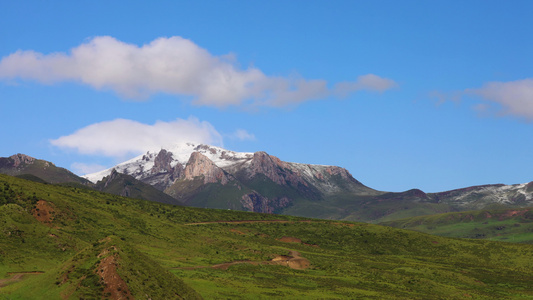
[1,173,533,299]
[380,207,533,243]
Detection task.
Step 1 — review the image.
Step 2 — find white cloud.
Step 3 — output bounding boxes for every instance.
[0,36,397,106]
[467,79,533,120]
[70,162,108,175]
[334,74,398,97]
[50,117,223,158]
[229,129,256,141]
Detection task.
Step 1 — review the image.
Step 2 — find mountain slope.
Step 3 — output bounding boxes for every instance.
[93,169,184,206]
[0,154,90,185]
[380,207,533,243]
[1,173,533,299]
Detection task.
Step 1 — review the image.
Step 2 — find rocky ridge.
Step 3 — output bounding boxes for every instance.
[83,142,378,214]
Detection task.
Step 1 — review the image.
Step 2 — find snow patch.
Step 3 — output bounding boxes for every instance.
[82,142,254,183]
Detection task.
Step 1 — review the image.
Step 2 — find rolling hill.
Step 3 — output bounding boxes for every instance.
[1,173,533,299]
[380,207,533,243]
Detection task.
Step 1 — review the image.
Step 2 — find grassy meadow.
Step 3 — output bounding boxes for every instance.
[1,174,533,299]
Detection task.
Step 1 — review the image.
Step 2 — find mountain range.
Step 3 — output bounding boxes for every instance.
[2,143,533,222]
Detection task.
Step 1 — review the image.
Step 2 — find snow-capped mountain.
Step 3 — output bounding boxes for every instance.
[83,142,380,215]
[430,182,533,209]
[84,143,254,190]
[83,142,375,194]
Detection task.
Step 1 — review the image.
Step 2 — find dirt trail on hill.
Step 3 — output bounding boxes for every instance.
[177,250,310,271]
[0,271,44,287]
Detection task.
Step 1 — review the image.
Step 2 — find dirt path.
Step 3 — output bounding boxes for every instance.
[0,271,44,287]
[176,250,310,271]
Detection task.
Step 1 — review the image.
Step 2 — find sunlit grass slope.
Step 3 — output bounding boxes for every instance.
[1,174,533,299]
[381,207,533,244]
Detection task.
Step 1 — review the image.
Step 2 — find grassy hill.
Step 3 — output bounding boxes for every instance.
[1,173,533,299]
[0,154,90,185]
[380,207,533,243]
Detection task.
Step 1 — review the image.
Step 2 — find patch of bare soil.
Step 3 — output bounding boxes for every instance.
[0,271,44,287]
[272,251,310,270]
[500,209,529,220]
[230,228,247,235]
[97,251,132,300]
[32,200,55,224]
[278,236,302,243]
[278,236,319,248]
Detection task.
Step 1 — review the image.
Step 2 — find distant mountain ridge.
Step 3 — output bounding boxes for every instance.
[3,144,533,222]
[0,153,179,206]
[0,153,90,184]
[82,142,533,222]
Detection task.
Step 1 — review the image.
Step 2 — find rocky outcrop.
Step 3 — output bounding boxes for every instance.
[101,169,120,190]
[10,154,36,168]
[142,149,184,190]
[324,166,352,180]
[0,154,38,170]
[0,153,88,184]
[248,152,308,188]
[95,168,182,205]
[184,152,231,185]
[151,149,174,175]
[240,191,291,213]
[99,169,133,197]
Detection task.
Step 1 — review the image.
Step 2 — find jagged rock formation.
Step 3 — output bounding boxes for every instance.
[93,169,182,205]
[247,151,304,186]
[240,192,291,213]
[10,153,36,167]
[184,152,231,185]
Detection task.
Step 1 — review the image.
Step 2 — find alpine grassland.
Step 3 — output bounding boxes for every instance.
[1,173,533,299]
[381,207,533,243]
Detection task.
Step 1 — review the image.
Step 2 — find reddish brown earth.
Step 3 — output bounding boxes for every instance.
[278,236,319,248]
[278,236,302,243]
[500,209,529,220]
[32,200,55,224]
[97,249,132,300]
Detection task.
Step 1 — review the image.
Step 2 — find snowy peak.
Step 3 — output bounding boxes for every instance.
[82,142,375,198]
[83,142,253,184]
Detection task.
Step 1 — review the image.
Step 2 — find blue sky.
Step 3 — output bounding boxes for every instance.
[1,1,533,193]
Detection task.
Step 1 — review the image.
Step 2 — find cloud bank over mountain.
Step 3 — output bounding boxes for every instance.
[0,36,397,107]
[50,117,223,158]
